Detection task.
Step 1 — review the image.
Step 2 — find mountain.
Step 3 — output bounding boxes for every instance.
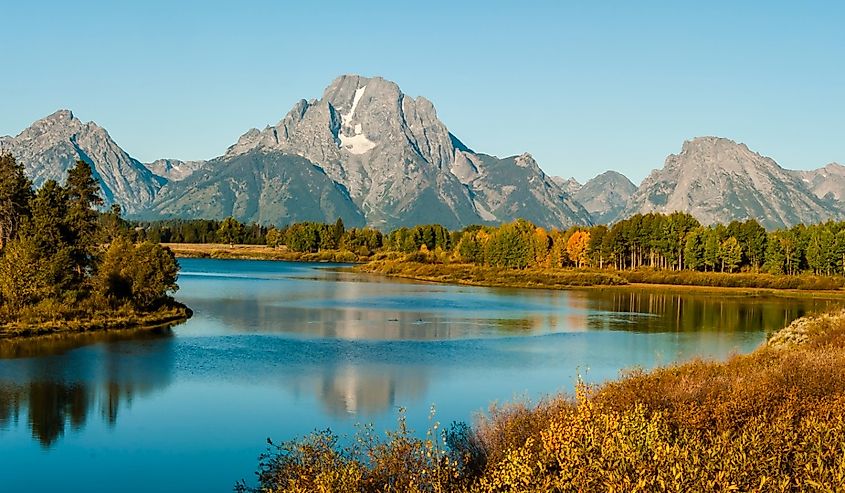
[150,151,366,226]
[0,110,163,212]
[622,137,841,229]
[797,163,845,204]
[143,159,206,182]
[198,74,591,229]
[6,84,841,232]
[452,152,592,228]
[573,171,637,224]
[551,176,582,195]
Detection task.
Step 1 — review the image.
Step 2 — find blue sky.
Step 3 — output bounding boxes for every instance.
[1,1,842,183]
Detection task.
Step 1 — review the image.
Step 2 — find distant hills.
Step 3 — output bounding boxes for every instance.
[1,75,842,229]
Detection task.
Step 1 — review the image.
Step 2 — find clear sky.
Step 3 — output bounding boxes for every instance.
[1,1,842,184]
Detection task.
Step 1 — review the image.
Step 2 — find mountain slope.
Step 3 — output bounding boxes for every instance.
[551,176,582,195]
[143,159,206,182]
[456,152,592,226]
[622,137,841,229]
[0,110,163,212]
[797,163,845,204]
[148,151,366,226]
[574,171,637,224]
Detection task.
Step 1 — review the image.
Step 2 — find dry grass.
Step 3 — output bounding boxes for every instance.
[620,269,845,291]
[163,243,366,263]
[359,259,628,289]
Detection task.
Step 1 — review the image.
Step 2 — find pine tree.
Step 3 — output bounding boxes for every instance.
[0,154,34,250]
[64,160,103,277]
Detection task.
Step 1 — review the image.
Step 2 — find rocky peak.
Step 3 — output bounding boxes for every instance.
[623,137,841,228]
[797,162,845,203]
[573,171,636,224]
[674,136,779,174]
[551,176,582,195]
[210,74,593,229]
[2,109,162,212]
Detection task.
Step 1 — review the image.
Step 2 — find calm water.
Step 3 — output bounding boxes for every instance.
[1,259,841,491]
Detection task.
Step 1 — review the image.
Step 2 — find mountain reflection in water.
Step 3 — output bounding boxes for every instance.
[1,259,843,493]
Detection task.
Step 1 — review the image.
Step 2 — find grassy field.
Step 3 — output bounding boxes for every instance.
[242,309,845,492]
[358,259,629,289]
[162,243,366,263]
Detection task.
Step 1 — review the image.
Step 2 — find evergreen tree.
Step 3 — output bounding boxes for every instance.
[835,230,845,276]
[64,160,103,277]
[0,154,34,250]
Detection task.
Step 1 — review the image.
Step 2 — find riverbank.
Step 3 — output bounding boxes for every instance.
[162,243,367,263]
[358,258,845,295]
[245,309,845,492]
[0,301,193,339]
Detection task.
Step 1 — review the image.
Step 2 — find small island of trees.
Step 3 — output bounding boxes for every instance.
[0,154,189,338]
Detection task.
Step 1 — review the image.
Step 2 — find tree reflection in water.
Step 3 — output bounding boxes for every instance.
[0,327,175,447]
[577,290,843,334]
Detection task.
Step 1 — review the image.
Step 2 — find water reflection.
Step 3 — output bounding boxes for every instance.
[285,363,428,417]
[2,259,844,457]
[0,328,175,447]
[578,290,841,333]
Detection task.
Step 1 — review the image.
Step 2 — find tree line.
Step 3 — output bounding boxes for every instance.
[132,218,269,245]
[171,212,845,277]
[447,214,845,276]
[0,154,179,322]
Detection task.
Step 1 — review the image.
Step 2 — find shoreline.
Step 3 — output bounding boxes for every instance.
[356,259,845,299]
[0,302,193,340]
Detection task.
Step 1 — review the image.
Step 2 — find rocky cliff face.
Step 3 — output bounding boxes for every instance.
[0,110,163,212]
[551,176,582,195]
[198,74,591,229]
[573,171,637,224]
[143,159,206,182]
[622,137,841,229]
[796,163,845,204]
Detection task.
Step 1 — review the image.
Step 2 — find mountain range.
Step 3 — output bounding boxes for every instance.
[1,75,841,230]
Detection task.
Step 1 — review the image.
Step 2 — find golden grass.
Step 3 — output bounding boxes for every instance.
[163,243,366,263]
[358,259,628,289]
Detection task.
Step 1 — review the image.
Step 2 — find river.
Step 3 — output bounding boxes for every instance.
[1,258,840,491]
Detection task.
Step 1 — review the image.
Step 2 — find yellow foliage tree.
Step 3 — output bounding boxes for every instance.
[566,230,591,268]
